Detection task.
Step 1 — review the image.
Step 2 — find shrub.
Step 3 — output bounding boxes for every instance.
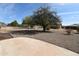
[66,29,72,35]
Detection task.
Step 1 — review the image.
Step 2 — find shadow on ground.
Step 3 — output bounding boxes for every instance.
[63,33,73,35]
[74,33,79,34]
[10,30,53,35]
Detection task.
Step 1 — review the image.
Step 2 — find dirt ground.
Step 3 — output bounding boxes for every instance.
[10,29,79,54]
[0,33,13,40]
[0,27,79,54]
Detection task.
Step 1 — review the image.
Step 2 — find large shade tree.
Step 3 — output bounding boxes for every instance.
[32,6,61,31]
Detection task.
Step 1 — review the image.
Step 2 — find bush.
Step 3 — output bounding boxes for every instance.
[66,29,72,35]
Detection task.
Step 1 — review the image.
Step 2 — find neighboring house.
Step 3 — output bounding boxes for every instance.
[62,24,79,30]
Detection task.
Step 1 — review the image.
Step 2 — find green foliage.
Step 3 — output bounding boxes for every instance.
[32,6,61,31]
[22,16,34,28]
[8,20,19,27]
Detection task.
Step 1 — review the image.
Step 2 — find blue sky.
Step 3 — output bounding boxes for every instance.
[0,3,79,25]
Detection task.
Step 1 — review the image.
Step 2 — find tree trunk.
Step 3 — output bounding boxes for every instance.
[43,26,46,32]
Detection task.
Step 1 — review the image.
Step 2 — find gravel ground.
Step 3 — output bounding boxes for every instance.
[10,29,79,54]
[0,33,13,40]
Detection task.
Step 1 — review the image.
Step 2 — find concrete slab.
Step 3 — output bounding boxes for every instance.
[0,37,78,56]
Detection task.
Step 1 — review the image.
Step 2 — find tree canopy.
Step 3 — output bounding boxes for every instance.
[22,16,34,28]
[32,6,61,31]
[8,20,19,27]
